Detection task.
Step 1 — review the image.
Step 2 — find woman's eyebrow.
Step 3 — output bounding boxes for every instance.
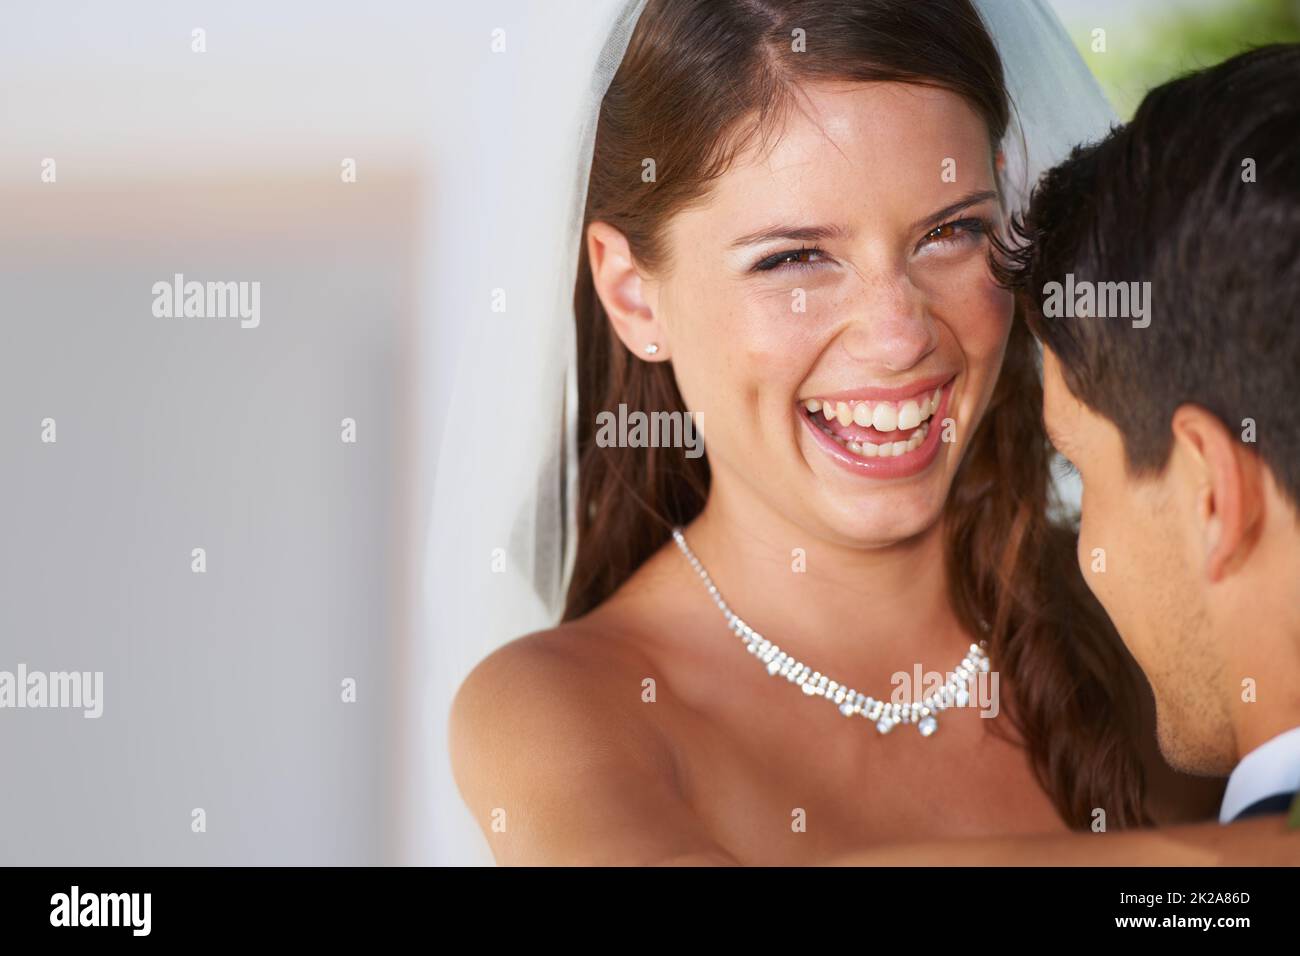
[728,222,851,249]
[909,189,998,234]
[728,189,998,249]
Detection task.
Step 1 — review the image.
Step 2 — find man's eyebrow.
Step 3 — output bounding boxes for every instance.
[909,189,998,235]
[726,189,999,249]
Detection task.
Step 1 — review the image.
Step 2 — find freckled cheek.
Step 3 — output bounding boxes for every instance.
[932,267,1013,366]
[919,265,1012,430]
[739,293,827,367]
[668,279,818,439]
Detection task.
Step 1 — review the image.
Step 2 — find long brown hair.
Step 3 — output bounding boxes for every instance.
[564,0,1153,829]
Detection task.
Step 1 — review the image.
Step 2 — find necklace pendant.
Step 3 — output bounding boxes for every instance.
[671,525,988,745]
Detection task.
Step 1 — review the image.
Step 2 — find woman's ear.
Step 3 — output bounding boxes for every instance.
[586,221,670,361]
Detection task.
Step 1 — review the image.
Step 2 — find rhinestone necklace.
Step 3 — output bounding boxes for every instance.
[671,526,990,737]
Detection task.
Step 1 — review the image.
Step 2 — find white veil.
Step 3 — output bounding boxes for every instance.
[416,0,1115,865]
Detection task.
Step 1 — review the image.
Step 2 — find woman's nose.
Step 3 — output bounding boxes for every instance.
[836,272,937,372]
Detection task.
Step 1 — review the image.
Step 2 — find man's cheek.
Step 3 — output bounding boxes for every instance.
[1083,509,1147,650]
[1076,505,1113,606]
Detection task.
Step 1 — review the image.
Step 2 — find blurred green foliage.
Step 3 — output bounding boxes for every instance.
[1073,0,1300,117]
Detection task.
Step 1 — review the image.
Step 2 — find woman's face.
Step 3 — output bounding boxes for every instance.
[647,80,1013,547]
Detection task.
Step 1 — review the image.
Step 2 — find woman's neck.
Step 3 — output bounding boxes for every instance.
[676,481,968,675]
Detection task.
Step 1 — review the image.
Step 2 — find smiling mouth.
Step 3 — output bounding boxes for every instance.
[798,382,947,459]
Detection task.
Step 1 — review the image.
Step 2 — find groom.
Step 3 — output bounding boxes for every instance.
[1003,45,1300,827]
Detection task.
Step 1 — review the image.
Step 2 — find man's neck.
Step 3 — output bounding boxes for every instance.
[1224,527,1300,762]
[1229,638,1300,761]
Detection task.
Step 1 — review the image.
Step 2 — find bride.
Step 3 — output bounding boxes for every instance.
[441,0,1229,865]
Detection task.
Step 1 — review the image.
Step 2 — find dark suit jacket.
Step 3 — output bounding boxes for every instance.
[1230,789,1299,822]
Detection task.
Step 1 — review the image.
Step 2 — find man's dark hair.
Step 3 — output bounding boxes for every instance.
[996,44,1300,505]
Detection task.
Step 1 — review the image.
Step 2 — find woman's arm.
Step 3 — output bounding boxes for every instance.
[449,631,742,866]
[825,815,1299,866]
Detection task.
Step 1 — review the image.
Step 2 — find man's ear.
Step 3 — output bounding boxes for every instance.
[586,221,669,361]
[1169,404,1264,582]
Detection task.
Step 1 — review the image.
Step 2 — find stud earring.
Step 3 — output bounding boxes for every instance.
[644,343,659,355]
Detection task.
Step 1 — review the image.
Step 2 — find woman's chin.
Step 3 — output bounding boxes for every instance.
[808,485,950,549]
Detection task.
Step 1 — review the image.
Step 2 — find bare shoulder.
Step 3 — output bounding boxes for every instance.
[455,614,656,699]
[449,616,667,757]
[448,617,735,865]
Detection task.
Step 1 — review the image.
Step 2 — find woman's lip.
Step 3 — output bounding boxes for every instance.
[798,378,955,480]
[799,373,955,404]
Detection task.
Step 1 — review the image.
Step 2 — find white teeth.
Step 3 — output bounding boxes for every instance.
[804,385,945,423]
[804,385,945,428]
[813,418,931,460]
[803,387,945,461]
[872,403,898,432]
[842,421,925,460]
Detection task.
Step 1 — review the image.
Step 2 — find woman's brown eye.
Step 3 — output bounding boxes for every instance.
[753,245,828,271]
[918,217,987,251]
